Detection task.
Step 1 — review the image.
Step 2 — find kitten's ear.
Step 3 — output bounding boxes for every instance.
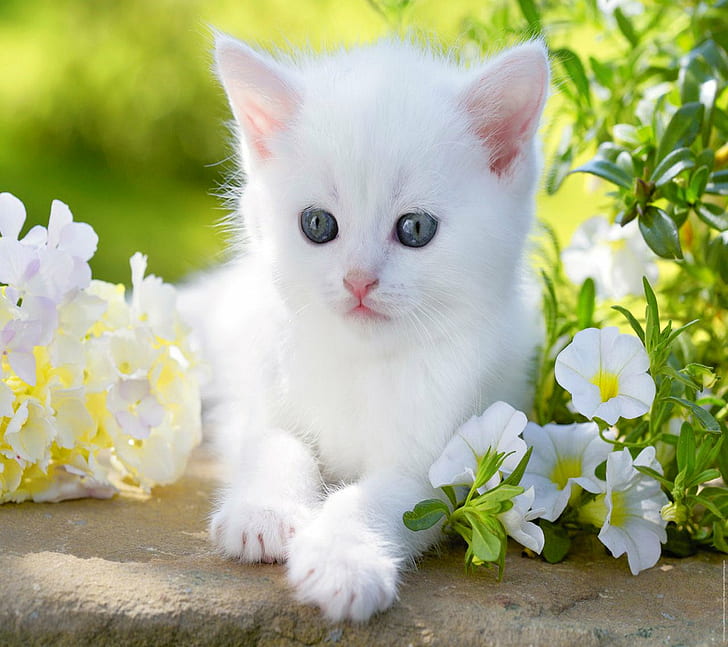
[214,34,301,162]
[459,41,549,177]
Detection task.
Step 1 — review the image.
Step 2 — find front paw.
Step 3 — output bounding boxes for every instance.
[210,495,311,564]
[286,522,399,622]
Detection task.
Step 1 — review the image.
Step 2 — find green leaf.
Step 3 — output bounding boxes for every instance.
[571,158,633,189]
[656,102,704,164]
[403,499,450,531]
[502,446,533,488]
[553,48,591,106]
[706,170,728,196]
[611,305,645,342]
[516,0,541,33]
[686,469,721,489]
[545,143,574,195]
[540,520,571,564]
[664,319,699,348]
[676,424,696,473]
[441,485,458,508]
[687,166,711,202]
[642,276,660,350]
[649,147,695,187]
[695,203,728,231]
[613,7,639,46]
[666,396,721,433]
[707,234,728,282]
[576,278,595,329]
[467,513,503,563]
[639,206,683,259]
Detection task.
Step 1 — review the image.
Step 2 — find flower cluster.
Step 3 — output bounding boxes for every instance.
[0,193,202,503]
[406,324,669,577]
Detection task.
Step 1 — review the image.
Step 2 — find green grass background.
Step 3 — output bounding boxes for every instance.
[0,0,595,285]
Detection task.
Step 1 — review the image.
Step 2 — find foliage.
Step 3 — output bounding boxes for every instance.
[402,0,728,574]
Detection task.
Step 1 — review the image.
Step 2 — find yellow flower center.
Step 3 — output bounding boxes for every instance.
[609,491,628,527]
[591,370,620,401]
[579,494,608,528]
[608,238,627,252]
[550,456,583,490]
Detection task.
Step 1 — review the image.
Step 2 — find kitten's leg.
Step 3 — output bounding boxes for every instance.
[210,428,322,563]
[287,472,441,621]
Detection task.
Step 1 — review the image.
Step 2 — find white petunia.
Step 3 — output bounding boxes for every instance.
[429,401,528,492]
[521,421,612,521]
[579,447,668,575]
[562,215,657,300]
[555,327,656,425]
[498,486,545,553]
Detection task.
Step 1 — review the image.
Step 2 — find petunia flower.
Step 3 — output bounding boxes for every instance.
[521,421,613,521]
[578,446,668,575]
[554,327,656,425]
[429,401,528,492]
[562,215,658,300]
[498,486,545,553]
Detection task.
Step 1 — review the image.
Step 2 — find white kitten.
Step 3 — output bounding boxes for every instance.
[186,34,549,622]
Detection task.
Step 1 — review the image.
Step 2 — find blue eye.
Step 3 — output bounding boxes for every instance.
[301,207,338,244]
[396,211,438,248]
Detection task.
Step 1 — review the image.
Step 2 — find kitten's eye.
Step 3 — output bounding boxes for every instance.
[396,211,438,248]
[301,207,339,244]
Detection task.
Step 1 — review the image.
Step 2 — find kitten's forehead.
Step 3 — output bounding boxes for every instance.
[290,43,469,220]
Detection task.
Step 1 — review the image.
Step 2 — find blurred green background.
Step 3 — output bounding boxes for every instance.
[0,0,593,285]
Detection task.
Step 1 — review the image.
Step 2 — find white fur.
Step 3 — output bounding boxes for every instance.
[183,36,549,622]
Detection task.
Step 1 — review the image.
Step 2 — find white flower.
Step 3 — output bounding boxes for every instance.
[498,486,545,553]
[521,421,613,521]
[562,215,658,300]
[0,380,14,418]
[0,193,44,300]
[0,295,57,385]
[0,194,97,304]
[555,327,656,425]
[429,401,528,492]
[4,398,56,469]
[579,447,668,575]
[1,194,202,503]
[130,253,177,339]
[107,378,165,440]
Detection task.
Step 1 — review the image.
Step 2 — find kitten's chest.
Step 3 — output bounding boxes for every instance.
[278,341,477,480]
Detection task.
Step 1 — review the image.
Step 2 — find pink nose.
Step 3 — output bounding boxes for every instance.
[343,271,379,301]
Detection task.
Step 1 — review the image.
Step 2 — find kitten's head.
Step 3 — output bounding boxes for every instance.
[215,35,549,347]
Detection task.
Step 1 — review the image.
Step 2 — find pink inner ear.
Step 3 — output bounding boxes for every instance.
[243,102,285,159]
[216,36,301,162]
[461,46,549,176]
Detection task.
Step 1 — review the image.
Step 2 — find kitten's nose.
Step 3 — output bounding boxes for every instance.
[343,271,379,301]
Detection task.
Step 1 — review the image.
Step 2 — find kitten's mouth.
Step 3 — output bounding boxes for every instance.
[347,303,388,321]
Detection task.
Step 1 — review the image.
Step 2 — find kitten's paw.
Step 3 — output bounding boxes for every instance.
[287,524,399,622]
[210,497,311,564]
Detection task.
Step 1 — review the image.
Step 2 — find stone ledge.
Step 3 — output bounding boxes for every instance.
[0,448,723,646]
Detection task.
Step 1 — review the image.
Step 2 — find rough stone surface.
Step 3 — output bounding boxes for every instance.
[0,447,724,646]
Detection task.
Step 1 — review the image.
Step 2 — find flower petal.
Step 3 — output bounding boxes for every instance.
[0,192,27,239]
